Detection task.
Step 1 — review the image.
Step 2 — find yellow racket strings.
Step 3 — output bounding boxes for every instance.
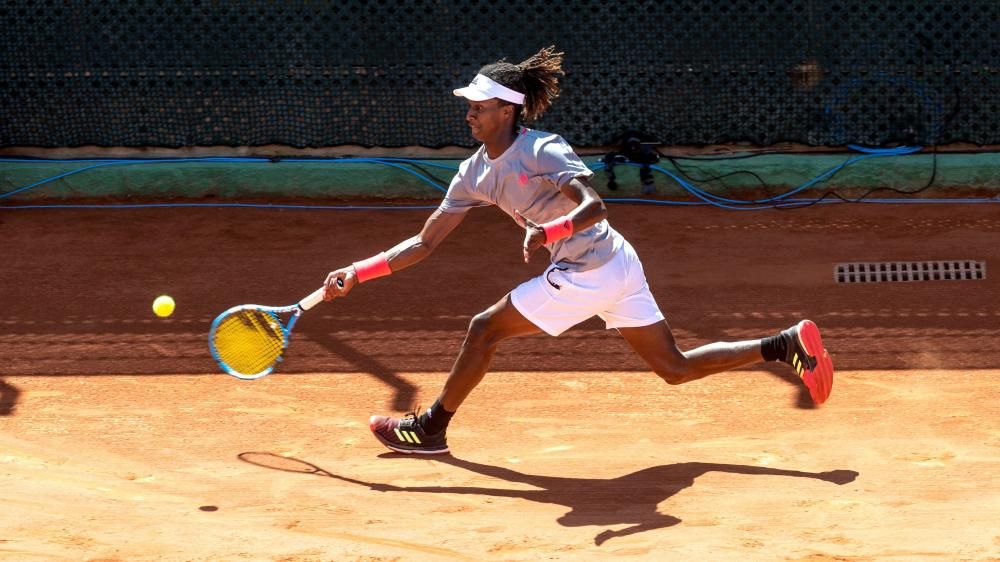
[212,310,285,376]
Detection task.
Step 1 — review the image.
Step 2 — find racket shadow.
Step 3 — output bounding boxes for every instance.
[237,452,386,490]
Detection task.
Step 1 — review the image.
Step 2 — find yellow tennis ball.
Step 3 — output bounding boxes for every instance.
[153,295,175,317]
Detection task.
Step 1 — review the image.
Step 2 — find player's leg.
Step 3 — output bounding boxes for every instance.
[437,293,543,411]
[618,318,833,403]
[369,293,542,454]
[617,319,763,385]
[603,241,833,404]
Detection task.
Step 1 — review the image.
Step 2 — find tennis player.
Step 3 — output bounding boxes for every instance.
[323,46,833,455]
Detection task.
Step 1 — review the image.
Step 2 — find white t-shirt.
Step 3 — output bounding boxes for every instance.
[439,128,624,272]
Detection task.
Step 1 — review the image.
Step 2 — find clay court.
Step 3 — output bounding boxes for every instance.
[0,202,997,561]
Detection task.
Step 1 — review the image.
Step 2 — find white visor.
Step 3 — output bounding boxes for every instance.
[453,74,526,105]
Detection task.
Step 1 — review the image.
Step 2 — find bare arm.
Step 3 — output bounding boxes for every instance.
[513,176,608,262]
[323,208,466,299]
[383,208,466,271]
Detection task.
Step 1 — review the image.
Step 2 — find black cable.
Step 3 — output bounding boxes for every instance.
[662,154,794,204]
[401,161,450,189]
[665,156,767,187]
[775,146,940,210]
[663,150,784,161]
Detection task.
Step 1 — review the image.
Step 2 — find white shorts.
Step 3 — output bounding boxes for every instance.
[510,241,665,336]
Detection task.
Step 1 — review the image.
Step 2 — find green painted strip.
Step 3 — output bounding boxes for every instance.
[3,152,1000,201]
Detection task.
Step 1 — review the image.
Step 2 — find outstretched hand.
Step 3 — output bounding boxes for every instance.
[513,210,547,263]
[323,267,357,300]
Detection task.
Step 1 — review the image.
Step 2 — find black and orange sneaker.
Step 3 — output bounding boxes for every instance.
[781,319,834,405]
[369,413,449,455]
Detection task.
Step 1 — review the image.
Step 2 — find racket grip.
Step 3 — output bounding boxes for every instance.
[299,287,327,310]
[299,279,344,311]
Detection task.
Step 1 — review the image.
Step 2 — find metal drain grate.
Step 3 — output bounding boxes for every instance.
[835,261,986,283]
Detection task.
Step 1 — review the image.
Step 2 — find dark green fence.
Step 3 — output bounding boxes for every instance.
[2,1,996,148]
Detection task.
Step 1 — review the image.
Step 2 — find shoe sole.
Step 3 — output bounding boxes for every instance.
[369,422,450,455]
[797,320,834,405]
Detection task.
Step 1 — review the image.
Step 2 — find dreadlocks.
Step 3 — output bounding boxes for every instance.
[479,45,564,125]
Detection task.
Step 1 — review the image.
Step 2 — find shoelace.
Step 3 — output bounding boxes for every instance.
[399,408,422,430]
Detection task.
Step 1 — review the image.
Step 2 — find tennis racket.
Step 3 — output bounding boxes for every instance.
[208,280,341,380]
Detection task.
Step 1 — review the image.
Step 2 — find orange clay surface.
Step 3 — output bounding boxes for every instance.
[1,203,999,561]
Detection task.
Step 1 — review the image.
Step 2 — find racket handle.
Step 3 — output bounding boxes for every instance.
[299,279,344,311]
[299,288,326,311]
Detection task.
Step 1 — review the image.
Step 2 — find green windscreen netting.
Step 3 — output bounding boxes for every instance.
[1,1,996,148]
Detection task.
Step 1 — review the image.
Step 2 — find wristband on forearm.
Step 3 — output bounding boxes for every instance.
[353,252,392,283]
[540,215,574,243]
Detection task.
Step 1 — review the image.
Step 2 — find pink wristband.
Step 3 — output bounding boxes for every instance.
[353,252,392,283]
[541,216,574,243]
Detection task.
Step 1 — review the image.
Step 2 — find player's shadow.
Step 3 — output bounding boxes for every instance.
[0,378,19,416]
[306,331,418,411]
[238,451,857,545]
[385,455,858,545]
[756,363,816,409]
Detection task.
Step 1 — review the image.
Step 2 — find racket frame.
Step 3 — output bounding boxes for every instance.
[208,287,326,380]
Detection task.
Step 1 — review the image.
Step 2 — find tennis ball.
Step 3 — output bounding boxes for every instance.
[153,295,175,317]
